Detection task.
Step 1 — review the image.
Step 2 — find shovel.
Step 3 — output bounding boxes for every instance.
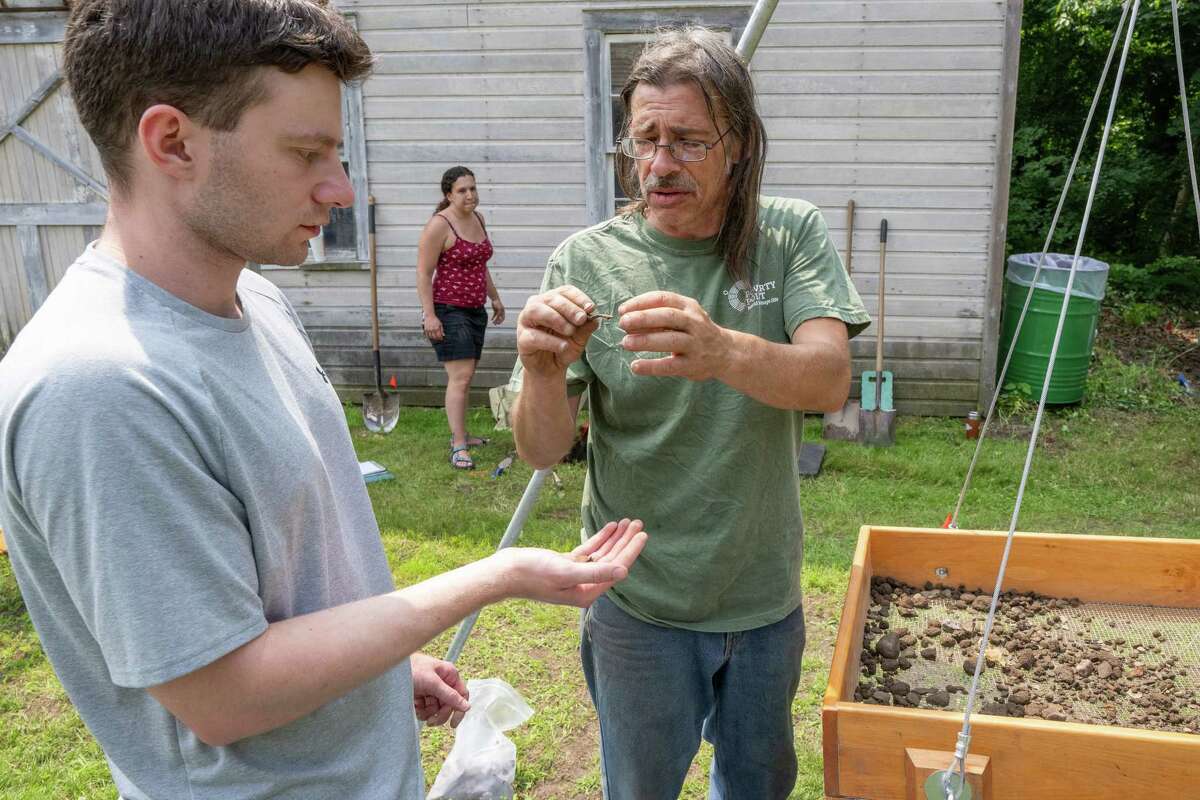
[823,199,861,441]
[859,219,895,446]
[362,195,400,434]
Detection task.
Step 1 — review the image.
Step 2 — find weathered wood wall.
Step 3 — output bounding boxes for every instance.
[0,11,107,351]
[277,0,1020,414]
[0,2,1021,416]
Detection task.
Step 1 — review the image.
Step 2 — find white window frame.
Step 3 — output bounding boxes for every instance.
[602,32,655,219]
[264,14,369,271]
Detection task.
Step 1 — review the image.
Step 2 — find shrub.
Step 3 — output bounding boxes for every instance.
[1143,256,1200,309]
[1105,256,1200,310]
[1119,302,1165,326]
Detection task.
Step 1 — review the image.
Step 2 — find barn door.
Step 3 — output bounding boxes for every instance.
[0,9,108,349]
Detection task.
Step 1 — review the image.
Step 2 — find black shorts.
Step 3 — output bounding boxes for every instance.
[431,303,487,362]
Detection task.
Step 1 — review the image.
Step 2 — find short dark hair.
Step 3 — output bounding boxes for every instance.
[436,166,475,213]
[63,0,374,192]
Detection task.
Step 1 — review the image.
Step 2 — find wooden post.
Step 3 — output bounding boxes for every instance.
[905,747,991,800]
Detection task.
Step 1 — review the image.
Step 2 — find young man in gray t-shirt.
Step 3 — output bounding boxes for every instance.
[0,3,646,798]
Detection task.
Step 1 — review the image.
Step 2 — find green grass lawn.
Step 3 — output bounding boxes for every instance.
[1,394,1197,798]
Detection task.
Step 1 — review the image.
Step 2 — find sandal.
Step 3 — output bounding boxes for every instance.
[450,435,490,448]
[449,445,474,470]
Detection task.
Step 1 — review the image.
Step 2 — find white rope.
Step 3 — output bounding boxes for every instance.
[941,2,1142,796]
[949,0,1132,530]
[1172,0,1200,241]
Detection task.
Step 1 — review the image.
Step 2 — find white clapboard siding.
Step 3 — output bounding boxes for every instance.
[760,95,1001,118]
[771,2,1005,24]
[367,74,584,97]
[258,0,1020,416]
[366,118,584,141]
[761,22,1005,49]
[754,72,1002,95]
[368,95,584,119]
[364,28,584,54]
[765,117,998,141]
[773,187,995,209]
[373,51,585,74]
[371,183,588,206]
[384,204,591,227]
[767,163,996,186]
[752,47,1003,73]
[368,141,583,162]
[372,162,586,183]
[768,140,997,164]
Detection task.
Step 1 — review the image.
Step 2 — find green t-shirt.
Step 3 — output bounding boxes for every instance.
[513,196,870,632]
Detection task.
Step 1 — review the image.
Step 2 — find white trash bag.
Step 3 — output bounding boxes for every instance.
[427,678,534,800]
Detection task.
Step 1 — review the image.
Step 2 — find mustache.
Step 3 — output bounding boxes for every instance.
[642,174,697,193]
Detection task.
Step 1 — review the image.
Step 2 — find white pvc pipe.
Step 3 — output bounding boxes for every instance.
[444,467,551,664]
[736,0,780,59]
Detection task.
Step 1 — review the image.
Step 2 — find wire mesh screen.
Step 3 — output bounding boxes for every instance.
[855,579,1200,734]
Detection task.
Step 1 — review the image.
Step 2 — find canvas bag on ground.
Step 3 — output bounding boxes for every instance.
[488,386,516,431]
[427,678,534,800]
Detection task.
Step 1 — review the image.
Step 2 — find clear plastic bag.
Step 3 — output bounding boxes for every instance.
[427,678,534,800]
[1006,253,1110,301]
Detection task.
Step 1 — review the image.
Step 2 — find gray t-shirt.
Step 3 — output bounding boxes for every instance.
[0,245,422,799]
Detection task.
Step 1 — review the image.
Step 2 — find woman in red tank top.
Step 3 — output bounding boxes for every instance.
[416,166,505,470]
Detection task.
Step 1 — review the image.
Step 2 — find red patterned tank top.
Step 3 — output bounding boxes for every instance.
[431,212,493,308]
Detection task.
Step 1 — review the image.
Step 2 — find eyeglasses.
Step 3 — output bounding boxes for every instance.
[617,128,733,163]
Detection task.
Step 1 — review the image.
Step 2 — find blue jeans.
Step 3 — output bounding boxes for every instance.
[581,594,806,800]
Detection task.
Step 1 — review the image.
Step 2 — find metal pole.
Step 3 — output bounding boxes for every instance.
[444,467,551,664]
[1171,0,1200,241]
[736,0,780,59]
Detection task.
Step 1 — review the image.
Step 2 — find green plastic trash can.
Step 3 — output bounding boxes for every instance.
[997,253,1109,405]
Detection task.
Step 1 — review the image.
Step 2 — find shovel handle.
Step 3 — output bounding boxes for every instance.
[369,196,379,349]
[367,199,381,388]
[875,219,887,381]
[844,199,855,275]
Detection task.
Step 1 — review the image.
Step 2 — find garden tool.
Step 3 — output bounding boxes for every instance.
[362,195,400,434]
[823,199,861,441]
[491,453,515,479]
[859,219,895,446]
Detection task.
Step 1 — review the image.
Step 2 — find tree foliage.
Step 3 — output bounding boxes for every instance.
[1008,0,1199,266]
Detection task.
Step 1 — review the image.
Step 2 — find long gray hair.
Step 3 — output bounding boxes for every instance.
[616,26,767,284]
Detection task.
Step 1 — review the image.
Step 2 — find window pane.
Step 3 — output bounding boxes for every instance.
[611,95,625,142]
[609,41,645,93]
[613,160,633,207]
[322,206,357,256]
[609,39,647,212]
[321,159,357,256]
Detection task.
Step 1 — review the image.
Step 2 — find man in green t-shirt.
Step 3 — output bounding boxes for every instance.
[511,26,870,800]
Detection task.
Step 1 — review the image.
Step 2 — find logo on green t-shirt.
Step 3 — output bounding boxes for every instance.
[724,279,780,312]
